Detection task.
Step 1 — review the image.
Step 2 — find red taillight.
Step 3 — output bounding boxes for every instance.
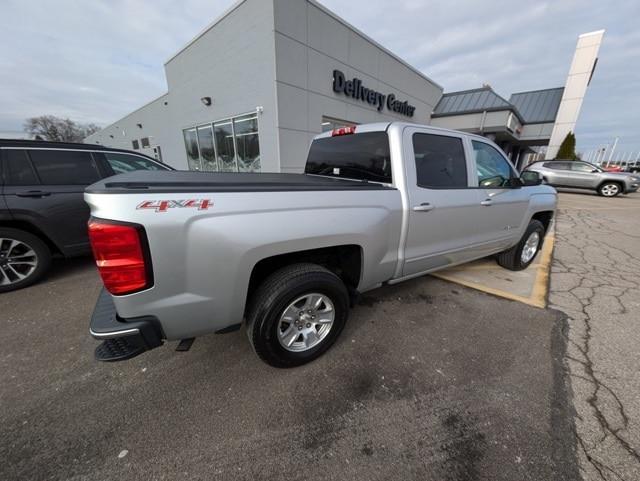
[331,125,356,136]
[88,219,152,295]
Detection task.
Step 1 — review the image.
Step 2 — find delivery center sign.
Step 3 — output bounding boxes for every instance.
[332,70,416,118]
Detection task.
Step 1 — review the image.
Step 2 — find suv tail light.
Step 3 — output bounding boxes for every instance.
[88,219,153,295]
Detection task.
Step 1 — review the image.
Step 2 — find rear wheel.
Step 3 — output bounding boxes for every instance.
[246,263,349,368]
[496,220,545,271]
[0,228,51,293]
[598,182,621,197]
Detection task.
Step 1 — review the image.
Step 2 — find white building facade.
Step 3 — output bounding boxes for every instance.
[86,0,443,172]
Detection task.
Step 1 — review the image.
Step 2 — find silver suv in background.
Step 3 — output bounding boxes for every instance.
[525,160,639,197]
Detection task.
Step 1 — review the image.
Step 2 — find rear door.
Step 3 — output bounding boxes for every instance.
[402,127,483,276]
[2,148,101,255]
[542,161,572,186]
[470,139,530,249]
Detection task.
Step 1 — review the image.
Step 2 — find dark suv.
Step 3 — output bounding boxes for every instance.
[0,140,171,292]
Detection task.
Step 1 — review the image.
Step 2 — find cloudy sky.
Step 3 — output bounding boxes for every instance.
[1,0,639,154]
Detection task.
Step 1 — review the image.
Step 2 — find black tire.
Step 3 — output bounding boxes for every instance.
[496,220,545,271]
[246,263,349,368]
[0,228,51,293]
[598,182,622,197]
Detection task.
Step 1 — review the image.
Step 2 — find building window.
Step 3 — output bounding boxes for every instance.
[234,114,260,172]
[214,119,236,172]
[183,112,261,173]
[141,137,150,148]
[197,125,217,171]
[183,128,201,170]
[321,116,357,133]
[132,139,140,150]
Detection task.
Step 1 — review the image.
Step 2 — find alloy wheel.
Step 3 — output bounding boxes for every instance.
[521,231,540,264]
[277,293,335,352]
[601,184,620,197]
[0,238,39,286]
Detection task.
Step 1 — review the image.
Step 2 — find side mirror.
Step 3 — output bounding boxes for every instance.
[591,169,599,173]
[520,171,542,186]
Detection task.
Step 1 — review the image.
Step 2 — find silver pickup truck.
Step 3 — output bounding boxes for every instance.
[86,122,556,367]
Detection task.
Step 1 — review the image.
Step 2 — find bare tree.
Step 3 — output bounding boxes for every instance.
[24,115,100,142]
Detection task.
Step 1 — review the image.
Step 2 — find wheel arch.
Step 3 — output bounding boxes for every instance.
[530,211,554,234]
[0,220,61,256]
[245,244,363,315]
[597,179,624,193]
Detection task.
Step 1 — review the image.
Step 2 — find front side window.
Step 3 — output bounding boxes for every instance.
[234,114,260,172]
[306,132,391,183]
[4,149,38,185]
[413,133,467,188]
[103,152,164,174]
[183,128,200,170]
[28,150,100,185]
[472,141,516,188]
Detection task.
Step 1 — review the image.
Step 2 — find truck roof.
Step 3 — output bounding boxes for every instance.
[312,121,490,141]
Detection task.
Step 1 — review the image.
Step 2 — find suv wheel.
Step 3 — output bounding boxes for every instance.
[246,263,349,368]
[598,182,621,197]
[0,228,51,293]
[496,220,545,271]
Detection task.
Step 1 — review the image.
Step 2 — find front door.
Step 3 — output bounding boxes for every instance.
[565,161,601,188]
[402,128,482,276]
[470,140,530,250]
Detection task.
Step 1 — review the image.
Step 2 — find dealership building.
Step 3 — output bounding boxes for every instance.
[86,0,602,171]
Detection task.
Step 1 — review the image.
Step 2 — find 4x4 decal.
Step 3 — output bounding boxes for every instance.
[136,199,213,213]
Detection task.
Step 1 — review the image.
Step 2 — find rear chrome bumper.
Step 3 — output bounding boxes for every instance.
[89,288,164,362]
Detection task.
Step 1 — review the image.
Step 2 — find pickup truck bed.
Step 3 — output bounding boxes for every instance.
[86,171,394,193]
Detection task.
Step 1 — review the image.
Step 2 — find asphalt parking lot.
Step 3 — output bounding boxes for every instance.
[1,254,578,480]
[550,190,640,481]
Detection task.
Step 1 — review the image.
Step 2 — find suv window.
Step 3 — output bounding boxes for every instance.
[543,161,570,170]
[413,133,467,188]
[28,150,101,185]
[4,149,39,185]
[570,162,599,173]
[102,152,164,174]
[472,141,516,188]
[305,132,391,183]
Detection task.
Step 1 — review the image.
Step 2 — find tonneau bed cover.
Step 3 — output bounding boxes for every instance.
[86,171,393,194]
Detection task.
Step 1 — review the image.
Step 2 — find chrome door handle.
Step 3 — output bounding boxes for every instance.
[480,199,493,206]
[413,203,435,212]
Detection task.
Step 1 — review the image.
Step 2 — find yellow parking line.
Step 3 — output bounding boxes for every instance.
[432,232,555,309]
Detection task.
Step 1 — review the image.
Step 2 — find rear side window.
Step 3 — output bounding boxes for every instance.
[4,149,39,185]
[102,152,165,174]
[305,132,391,183]
[413,133,467,188]
[543,161,570,170]
[28,150,100,185]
